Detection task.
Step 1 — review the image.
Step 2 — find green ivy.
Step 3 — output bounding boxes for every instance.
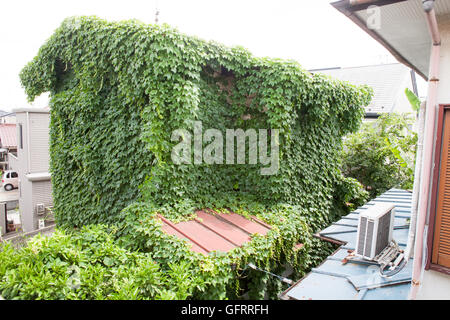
[18,16,372,299]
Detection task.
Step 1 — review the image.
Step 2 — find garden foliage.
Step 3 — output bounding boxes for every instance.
[0,225,196,299]
[341,113,417,199]
[15,16,372,299]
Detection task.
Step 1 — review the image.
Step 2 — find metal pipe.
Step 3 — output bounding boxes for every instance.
[409,2,441,299]
[404,101,426,262]
[424,2,441,45]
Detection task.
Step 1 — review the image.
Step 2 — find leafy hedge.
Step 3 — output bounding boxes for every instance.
[17,16,372,299]
[0,225,196,299]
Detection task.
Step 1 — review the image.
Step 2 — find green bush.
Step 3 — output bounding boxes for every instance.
[340,113,417,198]
[17,16,372,299]
[0,225,199,299]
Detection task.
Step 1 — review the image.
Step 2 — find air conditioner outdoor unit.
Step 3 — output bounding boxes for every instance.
[355,202,395,260]
[36,203,45,215]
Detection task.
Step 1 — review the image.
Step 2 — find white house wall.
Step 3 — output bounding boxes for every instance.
[417,17,450,300]
[29,113,50,173]
[13,109,52,233]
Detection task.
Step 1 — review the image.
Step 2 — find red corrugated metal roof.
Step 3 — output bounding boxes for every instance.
[158,210,273,254]
[0,124,16,148]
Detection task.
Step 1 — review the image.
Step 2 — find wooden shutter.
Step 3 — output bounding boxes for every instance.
[432,110,450,268]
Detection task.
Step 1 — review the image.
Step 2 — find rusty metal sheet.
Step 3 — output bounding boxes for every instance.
[195,210,251,246]
[163,219,236,253]
[217,212,271,235]
[161,223,209,255]
[159,210,274,255]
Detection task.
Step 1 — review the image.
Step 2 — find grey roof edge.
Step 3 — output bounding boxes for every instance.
[26,172,51,182]
[331,0,428,80]
[12,108,49,114]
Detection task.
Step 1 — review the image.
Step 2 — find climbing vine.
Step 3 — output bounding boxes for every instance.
[17,16,372,299]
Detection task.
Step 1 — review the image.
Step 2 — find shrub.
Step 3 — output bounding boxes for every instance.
[0,225,198,300]
[340,113,417,198]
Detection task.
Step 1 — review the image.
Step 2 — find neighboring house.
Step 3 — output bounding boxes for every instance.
[329,0,450,299]
[310,63,418,120]
[0,123,17,170]
[12,108,52,233]
[0,110,16,124]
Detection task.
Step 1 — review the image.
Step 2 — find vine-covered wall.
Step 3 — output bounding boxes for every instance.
[19,16,372,299]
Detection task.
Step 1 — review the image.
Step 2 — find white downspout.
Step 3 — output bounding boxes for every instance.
[409,0,441,300]
[404,101,426,262]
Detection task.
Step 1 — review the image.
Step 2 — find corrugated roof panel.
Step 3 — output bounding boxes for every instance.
[195,210,251,246]
[217,212,270,235]
[0,124,16,148]
[159,210,272,255]
[285,273,360,300]
[161,223,209,255]
[168,219,236,253]
[362,283,411,300]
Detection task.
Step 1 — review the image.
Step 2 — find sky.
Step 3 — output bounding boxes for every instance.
[0,0,426,112]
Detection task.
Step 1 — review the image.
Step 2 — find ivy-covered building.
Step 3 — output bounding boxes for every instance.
[15,16,373,299]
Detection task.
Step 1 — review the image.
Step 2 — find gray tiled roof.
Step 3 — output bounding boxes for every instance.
[312,63,413,114]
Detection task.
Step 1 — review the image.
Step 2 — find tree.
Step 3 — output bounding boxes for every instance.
[341,113,417,199]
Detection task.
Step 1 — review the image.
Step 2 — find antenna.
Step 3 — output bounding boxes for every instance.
[155,0,160,24]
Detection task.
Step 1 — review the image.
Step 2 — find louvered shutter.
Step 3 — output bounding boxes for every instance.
[432,110,450,268]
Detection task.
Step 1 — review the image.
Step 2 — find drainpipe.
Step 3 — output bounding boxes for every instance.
[409,0,441,300]
[404,101,426,263]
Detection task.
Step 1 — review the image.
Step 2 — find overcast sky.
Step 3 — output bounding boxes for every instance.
[0,0,426,112]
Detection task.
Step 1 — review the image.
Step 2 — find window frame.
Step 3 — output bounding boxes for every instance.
[426,104,450,275]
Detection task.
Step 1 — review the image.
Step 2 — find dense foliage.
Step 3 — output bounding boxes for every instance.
[15,16,372,299]
[0,225,198,299]
[341,113,417,198]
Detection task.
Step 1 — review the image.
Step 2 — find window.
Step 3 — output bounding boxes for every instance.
[11,172,18,178]
[18,123,23,149]
[428,105,450,273]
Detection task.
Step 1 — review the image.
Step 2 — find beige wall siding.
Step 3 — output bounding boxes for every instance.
[32,180,53,212]
[32,180,53,229]
[29,113,50,173]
